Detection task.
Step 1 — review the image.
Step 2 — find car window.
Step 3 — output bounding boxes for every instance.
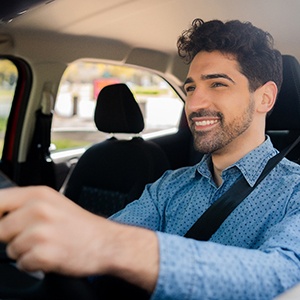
[0,58,17,156]
[52,61,184,151]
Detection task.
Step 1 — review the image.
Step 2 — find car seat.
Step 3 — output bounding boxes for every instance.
[266,55,300,162]
[63,83,170,217]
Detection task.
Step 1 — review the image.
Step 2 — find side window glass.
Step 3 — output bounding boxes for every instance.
[52,62,183,152]
[0,58,17,156]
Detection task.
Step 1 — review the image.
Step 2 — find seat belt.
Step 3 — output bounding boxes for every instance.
[184,136,300,241]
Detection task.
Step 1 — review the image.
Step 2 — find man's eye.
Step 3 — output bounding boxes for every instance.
[185,85,195,93]
[211,82,227,88]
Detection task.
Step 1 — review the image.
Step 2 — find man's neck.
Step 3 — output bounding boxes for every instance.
[211,135,266,186]
[212,164,223,187]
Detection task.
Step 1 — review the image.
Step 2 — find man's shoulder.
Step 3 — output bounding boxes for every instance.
[165,164,199,178]
[279,158,300,175]
[158,164,201,186]
[271,158,300,191]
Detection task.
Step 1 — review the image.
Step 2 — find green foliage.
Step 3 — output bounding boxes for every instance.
[0,117,7,132]
[52,139,90,151]
[133,87,169,96]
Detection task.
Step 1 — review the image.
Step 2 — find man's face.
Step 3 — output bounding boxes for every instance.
[184,51,257,154]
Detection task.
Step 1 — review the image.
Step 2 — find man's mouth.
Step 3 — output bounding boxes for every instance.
[188,110,222,132]
[192,118,220,131]
[195,119,219,126]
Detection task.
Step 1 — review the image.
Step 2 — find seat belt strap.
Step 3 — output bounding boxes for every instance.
[184,136,300,241]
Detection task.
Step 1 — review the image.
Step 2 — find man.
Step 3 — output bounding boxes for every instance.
[0,19,300,300]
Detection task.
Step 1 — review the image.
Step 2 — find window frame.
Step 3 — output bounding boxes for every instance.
[0,56,32,177]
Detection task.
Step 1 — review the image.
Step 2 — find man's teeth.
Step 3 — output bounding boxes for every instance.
[195,120,218,126]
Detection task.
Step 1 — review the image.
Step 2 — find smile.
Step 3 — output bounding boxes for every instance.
[195,120,219,126]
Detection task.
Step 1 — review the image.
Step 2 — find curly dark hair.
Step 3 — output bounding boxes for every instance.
[177,19,283,92]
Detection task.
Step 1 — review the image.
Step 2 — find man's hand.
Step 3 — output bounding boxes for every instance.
[0,186,159,292]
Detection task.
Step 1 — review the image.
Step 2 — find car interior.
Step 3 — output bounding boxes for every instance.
[0,0,300,299]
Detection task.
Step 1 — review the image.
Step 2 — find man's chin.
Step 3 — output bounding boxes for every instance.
[193,141,214,154]
[192,133,216,153]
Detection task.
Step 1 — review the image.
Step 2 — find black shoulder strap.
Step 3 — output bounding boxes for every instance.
[184,136,300,241]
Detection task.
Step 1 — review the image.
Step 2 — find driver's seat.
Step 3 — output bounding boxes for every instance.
[266,55,300,162]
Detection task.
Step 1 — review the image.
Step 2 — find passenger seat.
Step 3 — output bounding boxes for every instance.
[63,83,170,217]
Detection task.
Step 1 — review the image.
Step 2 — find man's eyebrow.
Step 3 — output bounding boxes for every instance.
[183,73,236,87]
[183,77,194,87]
[201,73,236,84]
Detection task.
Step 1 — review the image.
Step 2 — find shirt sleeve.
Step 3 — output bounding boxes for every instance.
[151,210,300,300]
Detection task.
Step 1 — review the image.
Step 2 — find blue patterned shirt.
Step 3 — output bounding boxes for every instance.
[111,137,300,300]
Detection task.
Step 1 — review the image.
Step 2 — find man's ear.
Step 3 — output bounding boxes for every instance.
[257,81,278,114]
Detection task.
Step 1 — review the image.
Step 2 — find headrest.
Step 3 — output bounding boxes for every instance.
[94,83,144,134]
[266,55,300,131]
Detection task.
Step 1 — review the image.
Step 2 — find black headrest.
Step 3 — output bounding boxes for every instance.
[94,83,144,134]
[266,55,300,130]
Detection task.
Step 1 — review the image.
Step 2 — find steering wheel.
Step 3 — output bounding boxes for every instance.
[0,170,150,300]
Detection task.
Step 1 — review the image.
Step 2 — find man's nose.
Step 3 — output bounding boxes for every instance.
[185,88,210,111]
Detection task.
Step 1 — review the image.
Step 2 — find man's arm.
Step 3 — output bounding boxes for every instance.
[152,216,300,300]
[0,186,159,292]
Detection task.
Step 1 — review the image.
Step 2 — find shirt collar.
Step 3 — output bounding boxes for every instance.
[195,136,278,187]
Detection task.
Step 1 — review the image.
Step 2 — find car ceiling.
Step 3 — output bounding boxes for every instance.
[0,0,300,81]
